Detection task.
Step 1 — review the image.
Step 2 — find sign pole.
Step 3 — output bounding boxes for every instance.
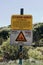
[19,8,24,65]
[19,45,22,65]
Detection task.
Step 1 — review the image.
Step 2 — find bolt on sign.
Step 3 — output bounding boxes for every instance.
[10,15,33,46]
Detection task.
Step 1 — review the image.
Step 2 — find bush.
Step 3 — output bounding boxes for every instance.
[28,48,43,60]
[1,39,29,60]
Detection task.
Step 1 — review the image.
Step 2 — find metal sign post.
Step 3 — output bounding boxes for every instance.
[10,8,32,65]
[19,8,23,65]
[19,45,22,65]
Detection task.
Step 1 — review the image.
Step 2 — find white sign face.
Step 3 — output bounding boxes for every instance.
[10,30,32,46]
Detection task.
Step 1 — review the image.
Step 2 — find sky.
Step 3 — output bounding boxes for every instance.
[0,0,43,27]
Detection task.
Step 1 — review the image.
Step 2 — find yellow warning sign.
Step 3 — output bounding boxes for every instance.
[11,15,32,30]
[15,31,27,42]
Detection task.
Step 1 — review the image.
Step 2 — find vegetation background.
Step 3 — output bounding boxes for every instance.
[0,23,43,65]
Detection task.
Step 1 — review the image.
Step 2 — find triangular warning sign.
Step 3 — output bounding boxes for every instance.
[15,31,27,42]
